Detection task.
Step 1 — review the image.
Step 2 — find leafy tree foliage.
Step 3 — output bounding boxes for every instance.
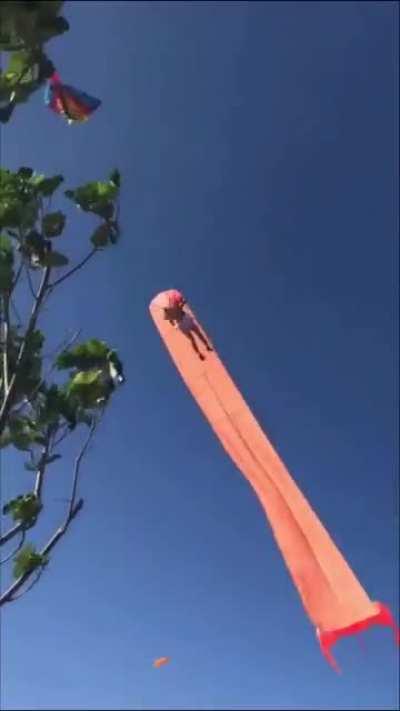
[0,1,69,123]
[0,166,124,605]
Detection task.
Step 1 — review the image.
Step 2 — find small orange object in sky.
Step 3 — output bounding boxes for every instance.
[153,657,170,668]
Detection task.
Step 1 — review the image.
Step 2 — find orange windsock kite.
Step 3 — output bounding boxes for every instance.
[149,289,399,672]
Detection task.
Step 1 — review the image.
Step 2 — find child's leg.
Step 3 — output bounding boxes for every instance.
[192,324,213,351]
[184,331,205,360]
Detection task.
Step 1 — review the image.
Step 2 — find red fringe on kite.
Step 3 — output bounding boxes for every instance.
[317,602,400,673]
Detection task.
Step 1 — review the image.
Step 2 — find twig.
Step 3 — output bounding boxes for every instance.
[48,249,97,289]
[10,261,23,293]
[25,263,37,299]
[6,568,44,602]
[34,436,52,500]
[0,437,51,547]
[0,416,100,606]
[14,329,82,415]
[10,297,22,326]
[52,424,69,448]
[0,266,50,435]
[43,329,82,363]
[68,418,97,518]
[0,530,25,565]
[1,294,10,395]
[0,521,24,547]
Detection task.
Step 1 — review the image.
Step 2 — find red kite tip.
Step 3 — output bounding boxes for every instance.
[317,602,399,673]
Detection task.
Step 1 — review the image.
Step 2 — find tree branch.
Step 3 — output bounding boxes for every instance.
[11,329,82,419]
[0,266,50,435]
[7,568,44,601]
[34,435,52,500]
[0,418,98,606]
[25,263,37,299]
[48,248,97,289]
[1,295,10,395]
[0,436,51,547]
[10,297,22,327]
[10,261,24,294]
[0,530,25,565]
[0,521,24,547]
[68,419,97,517]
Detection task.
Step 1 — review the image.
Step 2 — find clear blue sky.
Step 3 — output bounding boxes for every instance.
[1,2,398,709]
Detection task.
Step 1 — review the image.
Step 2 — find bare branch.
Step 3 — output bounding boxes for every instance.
[1,295,10,395]
[48,248,97,290]
[0,504,84,606]
[25,263,37,299]
[4,567,44,602]
[43,329,82,363]
[0,521,24,547]
[0,416,100,606]
[0,530,25,565]
[10,297,22,326]
[34,436,52,500]
[52,424,69,448]
[68,418,97,517]
[10,261,24,294]
[0,436,51,548]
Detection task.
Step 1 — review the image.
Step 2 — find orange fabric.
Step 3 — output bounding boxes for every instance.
[153,657,170,668]
[149,290,399,671]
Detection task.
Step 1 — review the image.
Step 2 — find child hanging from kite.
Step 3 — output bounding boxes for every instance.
[164,292,213,361]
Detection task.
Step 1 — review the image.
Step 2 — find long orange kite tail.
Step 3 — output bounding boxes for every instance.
[149,290,399,672]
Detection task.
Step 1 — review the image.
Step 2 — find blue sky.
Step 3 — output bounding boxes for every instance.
[1,2,398,709]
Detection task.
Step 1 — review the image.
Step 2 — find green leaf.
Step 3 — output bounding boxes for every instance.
[42,211,66,237]
[25,329,45,353]
[40,250,69,267]
[57,339,110,371]
[24,229,44,253]
[37,384,78,430]
[18,167,34,180]
[3,493,42,525]
[0,233,14,257]
[65,176,119,217]
[56,340,124,407]
[108,351,124,381]
[108,221,120,244]
[0,167,38,229]
[0,196,38,230]
[6,416,45,451]
[32,174,64,197]
[0,233,14,291]
[0,429,13,449]
[90,223,110,248]
[13,544,47,579]
[90,221,119,248]
[110,169,121,188]
[24,462,38,472]
[67,369,109,408]
[70,370,100,386]
[6,51,29,77]
[44,454,61,465]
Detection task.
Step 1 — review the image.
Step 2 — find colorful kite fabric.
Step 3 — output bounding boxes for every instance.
[44,72,101,124]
